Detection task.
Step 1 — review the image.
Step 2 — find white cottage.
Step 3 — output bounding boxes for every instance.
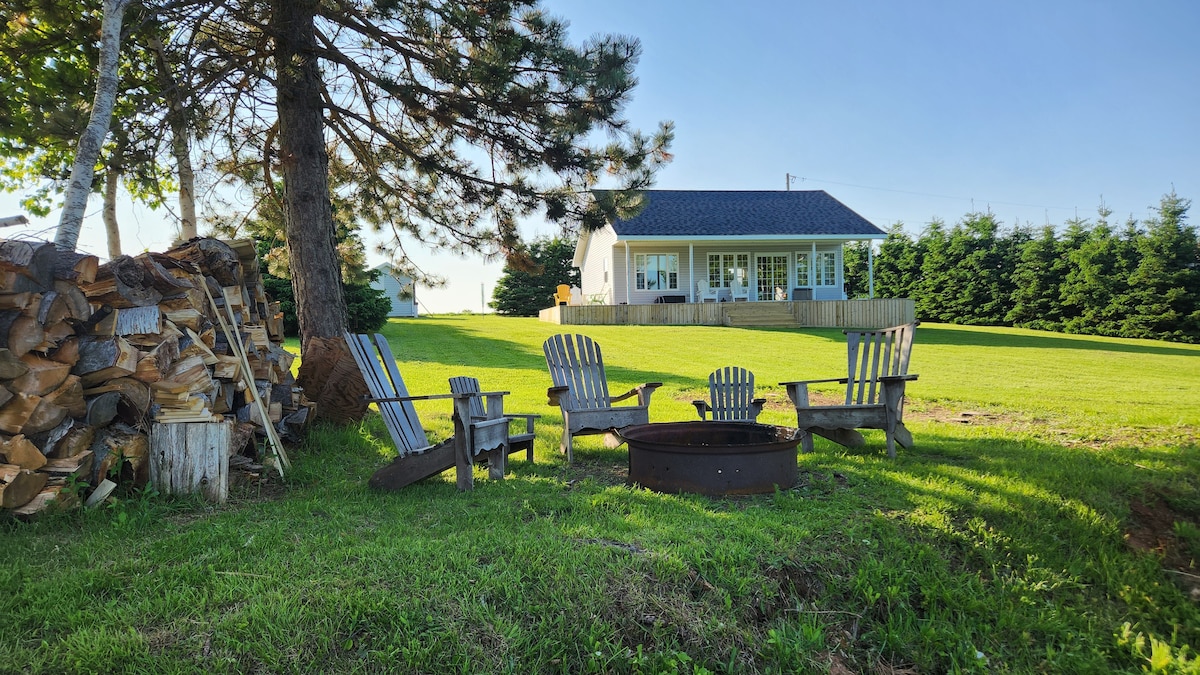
[370,264,418,317]
[574,190,887,305]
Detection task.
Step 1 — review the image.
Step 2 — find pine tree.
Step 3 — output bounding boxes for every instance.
[1119,193,1200,342]
[490,237,579,316]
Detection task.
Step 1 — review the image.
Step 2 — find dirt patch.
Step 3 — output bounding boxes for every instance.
[1125,495,1200,601]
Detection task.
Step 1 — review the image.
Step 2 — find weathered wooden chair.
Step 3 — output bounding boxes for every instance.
[542,333,662,463]
[693,366,766,422]
[780,322,919,458]
[345,333,511,491]
[449,376,538,464]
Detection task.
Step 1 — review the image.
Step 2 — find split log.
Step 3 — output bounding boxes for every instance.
[0,348,30,380]
[10,353,72,397]
[89,423,146,485]
[0,240,56,292]
[42,450,93,480]
[47,336,81,367]
[0,463,48,508]
[11,484,77,520]
[114,305,162,336]
[0,312,45,358]
[83,377,150,421]
[0,434,46,470]
[0,392,40,434]
[75,336,139,386]
[0,292,33,311]
[53,280,92,321]
[164,238,242,287]
[53,251,99,285]
[39,421,95,459]
[83,255,163,308]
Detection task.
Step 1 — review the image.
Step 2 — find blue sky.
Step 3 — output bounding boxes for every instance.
[3,1,1198,313]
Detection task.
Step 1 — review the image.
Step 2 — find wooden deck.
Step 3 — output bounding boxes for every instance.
[539,298,915,329]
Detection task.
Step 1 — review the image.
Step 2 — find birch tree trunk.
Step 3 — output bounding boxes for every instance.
[271,0,347,344]
[54,0,132,252]
[102,165,122,259]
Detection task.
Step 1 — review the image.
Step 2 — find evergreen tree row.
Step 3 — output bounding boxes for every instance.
[846,193,1200,343]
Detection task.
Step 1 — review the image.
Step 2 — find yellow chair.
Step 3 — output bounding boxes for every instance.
[553,284,572,306]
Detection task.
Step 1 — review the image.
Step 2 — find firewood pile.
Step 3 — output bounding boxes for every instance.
[0,237,310,519]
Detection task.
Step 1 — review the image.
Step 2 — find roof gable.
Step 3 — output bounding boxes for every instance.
[601,190,884,238]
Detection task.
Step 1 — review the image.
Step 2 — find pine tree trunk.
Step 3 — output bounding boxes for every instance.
[54,0,132,252]
[150,33,197,242]
[270,0,347,345]
[102,166,122,260]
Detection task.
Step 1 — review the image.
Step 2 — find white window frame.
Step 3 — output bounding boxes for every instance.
[815,251,838,287]
[634,253,679,291]
[707,252,749,289]
[794,251,812,287]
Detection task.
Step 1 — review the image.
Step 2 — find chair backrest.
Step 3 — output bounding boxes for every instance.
[569,286,583,306]
[448,375,487,420]
[345,333,429,454]
[708,366,757,422]
[543,333,611,410]
[554,284,571,305]
[844,322,918,405]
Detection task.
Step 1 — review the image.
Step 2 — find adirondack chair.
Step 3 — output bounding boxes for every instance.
[693,366,766,422]
[696,280,720,303]
[542,333,662,463]
[730,276,750,301]
[553,284,571,306]
[449,376,539,463]
[780,322,919,458]
[345,333,511,491]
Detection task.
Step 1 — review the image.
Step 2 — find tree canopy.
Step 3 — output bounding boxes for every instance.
[490,236,578,315]
[859,192,1200,343]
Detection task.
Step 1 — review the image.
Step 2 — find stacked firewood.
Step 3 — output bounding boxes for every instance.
[0,237,309,519]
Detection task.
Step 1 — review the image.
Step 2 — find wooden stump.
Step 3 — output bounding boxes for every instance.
[149,422,230,503]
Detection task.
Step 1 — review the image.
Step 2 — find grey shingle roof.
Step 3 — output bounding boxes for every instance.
[602,190,884,238]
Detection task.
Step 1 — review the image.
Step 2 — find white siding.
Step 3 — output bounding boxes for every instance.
[371,264,418,317]
[577,225,617,304]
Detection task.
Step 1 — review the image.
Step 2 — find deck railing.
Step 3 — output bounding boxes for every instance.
[539,298,915,328]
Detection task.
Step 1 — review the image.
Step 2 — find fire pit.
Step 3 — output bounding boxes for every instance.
[618,422,801,496]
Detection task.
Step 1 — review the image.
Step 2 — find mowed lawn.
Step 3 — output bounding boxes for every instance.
[4,317,1199,674]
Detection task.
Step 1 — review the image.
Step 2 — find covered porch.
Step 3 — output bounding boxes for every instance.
[539,297,914,328]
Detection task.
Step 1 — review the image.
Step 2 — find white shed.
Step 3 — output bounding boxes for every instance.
[371,264,418,317]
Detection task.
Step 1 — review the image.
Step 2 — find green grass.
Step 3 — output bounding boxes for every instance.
[4,317,1199,674]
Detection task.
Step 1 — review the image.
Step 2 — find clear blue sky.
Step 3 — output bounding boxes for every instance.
[3,1,1197,313]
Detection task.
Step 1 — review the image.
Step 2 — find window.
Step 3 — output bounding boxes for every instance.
[707,252,749,288]
[635,253,678,291]
[815,251,837,286]
[794,252,811,286]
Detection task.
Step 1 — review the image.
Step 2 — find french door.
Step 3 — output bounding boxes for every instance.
[755,254,789,301]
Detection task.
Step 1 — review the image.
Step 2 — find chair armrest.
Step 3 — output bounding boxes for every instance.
[692,400,710,420]
[778,377,847,387]
[611,382,663,406]
[546,386,570,407]
[364,392,458,403]
[877,374,918,383]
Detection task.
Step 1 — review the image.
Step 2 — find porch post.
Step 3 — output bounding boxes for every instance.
[867,242,875,299]
[624,242,631,305]
[688,243,695,302]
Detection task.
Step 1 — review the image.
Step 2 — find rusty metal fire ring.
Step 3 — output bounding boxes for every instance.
[618,421,801,496]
